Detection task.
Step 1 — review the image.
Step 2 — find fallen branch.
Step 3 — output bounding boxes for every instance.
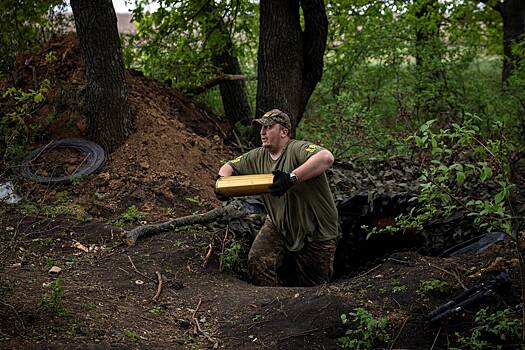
[202,243,213,268]
[192,298,219,347]
[125,204,245,246]
[219,225,229,271]
[153,271,163,301]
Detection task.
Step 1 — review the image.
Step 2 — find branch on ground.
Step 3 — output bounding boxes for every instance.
[124,204,245,246]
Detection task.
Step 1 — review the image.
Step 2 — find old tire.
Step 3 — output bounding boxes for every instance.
[21,138,105,184]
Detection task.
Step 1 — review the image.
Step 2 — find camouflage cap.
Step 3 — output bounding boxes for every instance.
[252,109,291,130]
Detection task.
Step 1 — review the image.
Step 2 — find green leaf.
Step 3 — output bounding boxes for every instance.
[456,171,465,184]
[480,166,493,182]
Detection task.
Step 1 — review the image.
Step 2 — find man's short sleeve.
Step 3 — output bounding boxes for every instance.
[226,149,257,175]
[293,141,326,165]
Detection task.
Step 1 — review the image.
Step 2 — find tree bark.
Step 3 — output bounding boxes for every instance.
[211,34,253,126]
[494,0,525,85]
[71,0,135,152]
[255,0,328,138]
[198,2,253,127]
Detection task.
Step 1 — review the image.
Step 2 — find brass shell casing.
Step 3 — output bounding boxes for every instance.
[215,174,274,197]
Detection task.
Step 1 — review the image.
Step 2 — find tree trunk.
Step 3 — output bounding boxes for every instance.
[211,31,253,126]
[495,0,525,85]
[71,0,135,152]
[255,0,328,138]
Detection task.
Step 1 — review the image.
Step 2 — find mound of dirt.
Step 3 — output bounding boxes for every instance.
[6,33,235,221]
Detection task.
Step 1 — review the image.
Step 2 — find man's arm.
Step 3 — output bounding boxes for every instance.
[292,149,334,183]
[218,163,235,177]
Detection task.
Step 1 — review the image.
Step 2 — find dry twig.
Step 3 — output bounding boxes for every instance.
[153,271,163,301]
[423,258,467,290]
[203,243,213,268]
[219,225,229,271]
[191,298,219,347]
[389,316,409,350]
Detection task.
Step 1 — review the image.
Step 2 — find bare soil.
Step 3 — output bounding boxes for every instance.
[0,34,523,350]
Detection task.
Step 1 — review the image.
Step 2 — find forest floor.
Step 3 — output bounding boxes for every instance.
[0,33,523,349]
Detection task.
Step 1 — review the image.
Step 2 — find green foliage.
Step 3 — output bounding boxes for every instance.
[220,240,241,271]
[116,205,143,226]
[416,278,448,297]
[148,305,163,315]
[123,0,258,94]
[0,0,70,75]
[451,307,522,350]
[16,193,88,221]
[123,329,141,341]
[1,79,51,160]
[300,1,523,160]
[368,118,516,239]
[185,195,203,206]
[37,277,68,316]
[338,308,390,350]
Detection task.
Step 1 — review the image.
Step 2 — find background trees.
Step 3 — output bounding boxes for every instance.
[255,0,328,135]
[1,0,525,155]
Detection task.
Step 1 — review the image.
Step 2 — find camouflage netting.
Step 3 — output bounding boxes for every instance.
[218,156,504,277]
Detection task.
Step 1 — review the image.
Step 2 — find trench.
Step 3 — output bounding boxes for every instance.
[227,193,489,283]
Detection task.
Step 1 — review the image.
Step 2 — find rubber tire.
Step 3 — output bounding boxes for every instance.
[21,138,105,184]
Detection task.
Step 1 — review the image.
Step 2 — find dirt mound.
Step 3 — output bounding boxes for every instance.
[6,33,234,221]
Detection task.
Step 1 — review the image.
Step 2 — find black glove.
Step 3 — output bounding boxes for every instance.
[214,175,229,201]
[268,170,294,197]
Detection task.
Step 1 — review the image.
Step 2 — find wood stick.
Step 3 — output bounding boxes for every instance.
[219,225,229,271]
[191,298,218,346]
[203,243,213,268]
[125,204,245,246]
[126,255,153,281]
[153,271,163,301]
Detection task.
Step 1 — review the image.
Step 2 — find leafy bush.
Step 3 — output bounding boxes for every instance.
[338,308,390,350]
[37,277,68,316]
[220,240,242,271]
[368,118,516,239]
[1,79,51,161]
[0,0,71,76]
[452,307,522,350]
[116,205,144,226]
[417,278,448,298]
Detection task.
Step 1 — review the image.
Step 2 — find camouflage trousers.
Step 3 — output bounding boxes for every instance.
[247,217,337,287]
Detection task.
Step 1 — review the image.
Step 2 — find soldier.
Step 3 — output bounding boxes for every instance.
[217,109,340,286]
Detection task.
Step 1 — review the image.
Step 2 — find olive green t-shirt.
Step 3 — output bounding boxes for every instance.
[227,140,340,251]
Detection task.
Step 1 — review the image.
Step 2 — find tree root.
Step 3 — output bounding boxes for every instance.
[124,204,245,246]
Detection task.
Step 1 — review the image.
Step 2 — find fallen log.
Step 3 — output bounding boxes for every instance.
[124,204,245,246]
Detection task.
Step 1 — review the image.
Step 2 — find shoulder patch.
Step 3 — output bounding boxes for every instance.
[305,144,320,153]
[230,155,243,164]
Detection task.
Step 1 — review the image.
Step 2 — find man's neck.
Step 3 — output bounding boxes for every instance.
[268,139,290,160]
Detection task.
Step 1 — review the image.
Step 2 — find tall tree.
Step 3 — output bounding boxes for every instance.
[494,0,525,85]
[256,0,328,136]
[71,0,135,152]
[128,0,255,127]
[202,2,252,126]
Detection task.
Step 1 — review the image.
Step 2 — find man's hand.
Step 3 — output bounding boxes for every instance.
[214,175,229,201]
[268,170,294,197]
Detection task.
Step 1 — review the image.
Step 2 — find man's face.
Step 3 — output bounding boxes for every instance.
[260,123,286,148]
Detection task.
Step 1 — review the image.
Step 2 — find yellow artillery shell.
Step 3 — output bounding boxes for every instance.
[215,174,274,197]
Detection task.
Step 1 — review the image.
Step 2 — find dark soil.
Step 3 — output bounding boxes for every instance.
[0,33,523,350]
